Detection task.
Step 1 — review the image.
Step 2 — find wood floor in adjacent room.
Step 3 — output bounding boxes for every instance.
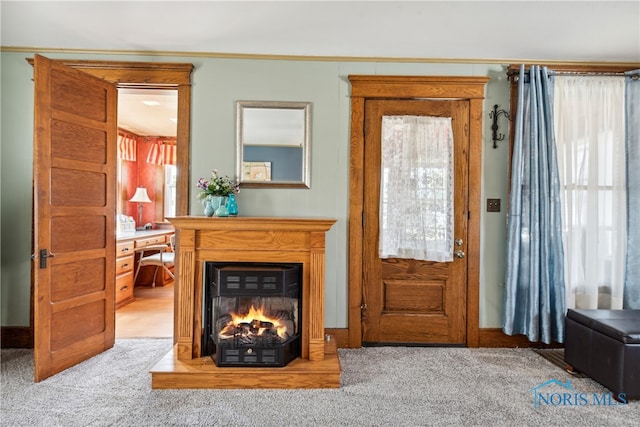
[116,283,174,338]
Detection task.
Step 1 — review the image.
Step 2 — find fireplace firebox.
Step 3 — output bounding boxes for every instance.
[203,262,302,367]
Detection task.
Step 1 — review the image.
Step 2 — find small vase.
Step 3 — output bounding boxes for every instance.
[203,195,226,217]
[203,196,215,217]
[215,196,229,217]
[227,193,238,216]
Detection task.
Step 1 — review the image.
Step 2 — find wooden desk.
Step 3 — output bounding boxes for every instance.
[115,229,174,308]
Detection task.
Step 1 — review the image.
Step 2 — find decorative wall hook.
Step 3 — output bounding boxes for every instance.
[489,104,511,149]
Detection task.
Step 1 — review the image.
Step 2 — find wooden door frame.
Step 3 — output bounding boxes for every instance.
[347,75,488,348]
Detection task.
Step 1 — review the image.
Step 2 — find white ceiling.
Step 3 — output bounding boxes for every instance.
[2,1,639,62]
[118,89,177,136]
[2,1,639,137]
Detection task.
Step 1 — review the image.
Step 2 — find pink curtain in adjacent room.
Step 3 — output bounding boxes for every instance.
[117,131,137,161]
[145,139,176,165]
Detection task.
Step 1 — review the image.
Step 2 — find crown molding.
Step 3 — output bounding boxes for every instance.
[2,45,639,68]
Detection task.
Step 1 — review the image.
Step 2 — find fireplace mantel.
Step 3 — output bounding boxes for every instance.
[151,216,339,389]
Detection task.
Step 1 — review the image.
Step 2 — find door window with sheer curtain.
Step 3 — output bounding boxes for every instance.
[379,115,454,262]
[554,76,626,310]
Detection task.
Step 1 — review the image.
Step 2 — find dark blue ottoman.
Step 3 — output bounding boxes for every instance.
[564,309,640,401]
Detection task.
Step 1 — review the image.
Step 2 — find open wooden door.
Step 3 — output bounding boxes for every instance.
[33,55,117,381]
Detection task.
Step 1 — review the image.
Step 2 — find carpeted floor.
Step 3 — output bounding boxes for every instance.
[1,339,638,426]
[532,348,587,378]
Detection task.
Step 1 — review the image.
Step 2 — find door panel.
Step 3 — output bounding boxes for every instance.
[51,120,107,162]
[362,99,469,345]
[33,54,117,381]
[51,216,106,251]
[51,169,107,206]
[51,258,106,301]
[50,300,106,351]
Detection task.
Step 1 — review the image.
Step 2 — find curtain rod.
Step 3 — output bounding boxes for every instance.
[507,69,639,78]
[553,71,638,77]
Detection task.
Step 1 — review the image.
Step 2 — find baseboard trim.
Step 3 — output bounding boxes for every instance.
[1,326,34,348]
[326,327,563,349]
[2,326,555,350]
[478,328,563,348]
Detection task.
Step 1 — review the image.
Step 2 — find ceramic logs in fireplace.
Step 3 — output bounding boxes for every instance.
[203,262,302,367]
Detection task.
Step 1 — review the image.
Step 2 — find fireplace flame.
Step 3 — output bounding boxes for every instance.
[219,305,288,340]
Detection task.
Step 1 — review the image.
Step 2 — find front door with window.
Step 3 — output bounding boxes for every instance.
[362,99,469,345]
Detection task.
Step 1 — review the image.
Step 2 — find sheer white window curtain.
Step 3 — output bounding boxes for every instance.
[554,76,626,310]
[379,115,454,262]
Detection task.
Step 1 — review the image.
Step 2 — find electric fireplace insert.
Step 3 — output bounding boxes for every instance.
[203,262,302,367]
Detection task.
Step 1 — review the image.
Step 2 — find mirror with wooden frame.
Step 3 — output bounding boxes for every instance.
[236,101,311,188]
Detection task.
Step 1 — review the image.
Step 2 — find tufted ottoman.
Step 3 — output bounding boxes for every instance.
[564,309,640,401]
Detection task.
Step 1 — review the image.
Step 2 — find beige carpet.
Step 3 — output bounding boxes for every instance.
[2,340,638,426]
[532,348,587,378]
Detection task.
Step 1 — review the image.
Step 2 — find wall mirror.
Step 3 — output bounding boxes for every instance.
[236,101,311,188]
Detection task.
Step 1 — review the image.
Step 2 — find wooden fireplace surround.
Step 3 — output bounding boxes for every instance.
[151,216,339,388]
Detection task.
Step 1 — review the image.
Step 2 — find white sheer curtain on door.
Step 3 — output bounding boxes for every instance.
[379,115,454,262]
[554,76,626,309]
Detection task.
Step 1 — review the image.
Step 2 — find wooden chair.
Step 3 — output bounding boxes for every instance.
[133,235,175,287]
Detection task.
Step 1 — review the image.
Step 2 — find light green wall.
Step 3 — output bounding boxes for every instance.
[0,50,510,329]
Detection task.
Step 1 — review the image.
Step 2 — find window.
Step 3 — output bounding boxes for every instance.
[379,115,454,262]
[554,75,626,309]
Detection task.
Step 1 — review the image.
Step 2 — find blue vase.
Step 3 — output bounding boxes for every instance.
[215,196,229,217]
[227,193,238,216]
[203,196,215,217]
[203,195,226,217]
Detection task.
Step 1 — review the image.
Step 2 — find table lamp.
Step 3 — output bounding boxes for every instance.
[129,187,152,230]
